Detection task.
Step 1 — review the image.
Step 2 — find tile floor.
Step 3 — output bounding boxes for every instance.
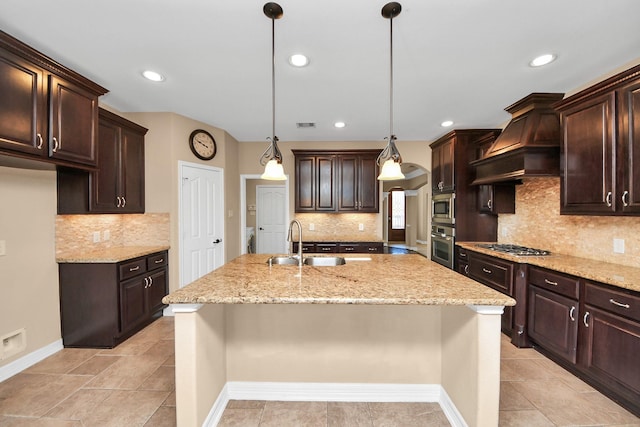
[1,317,638,426]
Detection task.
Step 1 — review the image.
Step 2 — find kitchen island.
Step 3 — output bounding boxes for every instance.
[163,254,515,427]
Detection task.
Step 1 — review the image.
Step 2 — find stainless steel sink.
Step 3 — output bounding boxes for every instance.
[266,256,300,266]
[303,256,346,266]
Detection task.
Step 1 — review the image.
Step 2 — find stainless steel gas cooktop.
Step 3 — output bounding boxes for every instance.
[477,243,551,256]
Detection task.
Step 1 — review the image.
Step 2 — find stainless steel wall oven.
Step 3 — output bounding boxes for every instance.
[430,223,455,269]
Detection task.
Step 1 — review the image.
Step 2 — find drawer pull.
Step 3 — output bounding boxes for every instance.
[569,306,576,322]
[345,247,354,251]
[583,312,590,327]
[544,279,558,286]
[459,252,467,258]
[482,268,492,274]
[129,265,140,272]
[609,298,630,309]
[154,258,164,264]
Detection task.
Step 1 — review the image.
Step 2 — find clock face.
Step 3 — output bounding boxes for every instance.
[189,129,217,160]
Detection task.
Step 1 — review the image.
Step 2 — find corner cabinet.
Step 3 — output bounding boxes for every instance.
[58,250,168,348]
[57,109,147,214]
[293,150,380,213]
[556,64,640,215]
[0,30,107,169]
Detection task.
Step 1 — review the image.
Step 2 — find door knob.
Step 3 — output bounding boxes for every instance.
[213,239,222,244]
[259,227,264,230]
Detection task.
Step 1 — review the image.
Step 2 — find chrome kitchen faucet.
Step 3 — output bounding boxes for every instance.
[287,219,303,266]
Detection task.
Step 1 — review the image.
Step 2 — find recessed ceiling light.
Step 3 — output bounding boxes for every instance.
[289,54,309,67]
[142,70,165,82]
[334,122,346,128]
[529,54,557,67]
[441,120,454,127]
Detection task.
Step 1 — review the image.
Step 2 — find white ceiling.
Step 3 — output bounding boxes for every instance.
[1,1,639,143]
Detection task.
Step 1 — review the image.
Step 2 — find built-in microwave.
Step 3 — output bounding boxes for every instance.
[432,192,455,224]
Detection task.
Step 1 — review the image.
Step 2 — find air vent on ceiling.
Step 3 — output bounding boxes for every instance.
[296,122,316,128]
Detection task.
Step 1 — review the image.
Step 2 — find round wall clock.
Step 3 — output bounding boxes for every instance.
[189,129,217,160]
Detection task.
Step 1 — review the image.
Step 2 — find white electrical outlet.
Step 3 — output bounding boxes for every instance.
[613,238,625,254]
[309,223,315,231]
[0,240,6,256]
[359,223,364,231]
[103,230,110,241]
[93,231,101,243]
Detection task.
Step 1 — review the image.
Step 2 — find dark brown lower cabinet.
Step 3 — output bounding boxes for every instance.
[59,250,168,348]
[578,282,640,416]
[528,285,578,364]
[293,241,383,254]
[467,250,516,335]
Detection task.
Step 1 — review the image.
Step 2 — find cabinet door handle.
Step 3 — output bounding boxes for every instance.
[569,306,576,322]
[116,197,122,208]
[583,311,590,327]
[487,199,493,210]
[609,298,630,309]
[52,137,59,152]
[544,279,558,286]
[149,276,153,286]
[36,133,43,149]
[144,277,149,288]
[622,191,629,207]
[129,265,140,272]
[121,197,126,208]
[464,264,469,275]
[154,258,164,264]
[482,268,492,274]
[606,191,612,207]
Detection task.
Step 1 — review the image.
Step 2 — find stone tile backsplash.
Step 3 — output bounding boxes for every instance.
[293,213,380,241]
[56,213,170,256]
[498,178,640,268]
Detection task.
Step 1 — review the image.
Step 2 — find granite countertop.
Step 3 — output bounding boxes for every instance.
[56,245,170,263]
[163,253,516,306]
[457,242,640,293]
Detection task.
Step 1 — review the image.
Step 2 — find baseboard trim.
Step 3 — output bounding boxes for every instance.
[0,339,63,382]
[202,382,467,427]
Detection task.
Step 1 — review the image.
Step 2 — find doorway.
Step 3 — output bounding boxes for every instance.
[256,185,287,253]
[388,188,406,242]
[179,162,224,288]
[240,174,289,255]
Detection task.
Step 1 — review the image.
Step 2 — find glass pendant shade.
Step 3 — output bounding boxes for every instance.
[261,159,287,180]
[377,158,405,180]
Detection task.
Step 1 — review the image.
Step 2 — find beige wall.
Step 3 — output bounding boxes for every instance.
[0,167,60,367]
[499,177,640,268]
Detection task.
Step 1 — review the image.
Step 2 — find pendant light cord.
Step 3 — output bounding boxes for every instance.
[389,14,394,139]
[271,15,276,142]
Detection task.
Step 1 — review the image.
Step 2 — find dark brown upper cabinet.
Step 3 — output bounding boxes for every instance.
[57,109,147,214]
[0,30,107,169]
[431,137,454,193]
[293,149,380,213]
[556,64,640,215]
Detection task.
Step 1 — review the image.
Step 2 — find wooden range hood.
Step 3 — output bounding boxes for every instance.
[471,92,565,185]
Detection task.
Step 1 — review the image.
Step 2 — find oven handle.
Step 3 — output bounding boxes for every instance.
[431,233,453,241]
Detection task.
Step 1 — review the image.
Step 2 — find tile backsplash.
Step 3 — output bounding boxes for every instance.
[293,213,380,241]
[56,213,170,255]
[499,178,640,268]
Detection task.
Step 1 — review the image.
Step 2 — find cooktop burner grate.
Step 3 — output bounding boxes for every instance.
[477,243,551,256]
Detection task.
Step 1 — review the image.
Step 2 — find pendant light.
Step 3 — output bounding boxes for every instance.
[377,2,405,181]
[259,2,287,180]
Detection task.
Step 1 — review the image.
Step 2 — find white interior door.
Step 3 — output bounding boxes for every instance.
[256,185,287,254]
[180,162,224,287]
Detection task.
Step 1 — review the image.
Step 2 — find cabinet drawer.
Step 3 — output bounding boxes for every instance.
[316,244,338,253]
[365,243,383,253]
[147,252,167,270]
[528,266,579,299]
[119,258,147,280]
[585,282,640,323]
[468,253,513,295]
[456,246,468,260]
[338,243,361,253]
